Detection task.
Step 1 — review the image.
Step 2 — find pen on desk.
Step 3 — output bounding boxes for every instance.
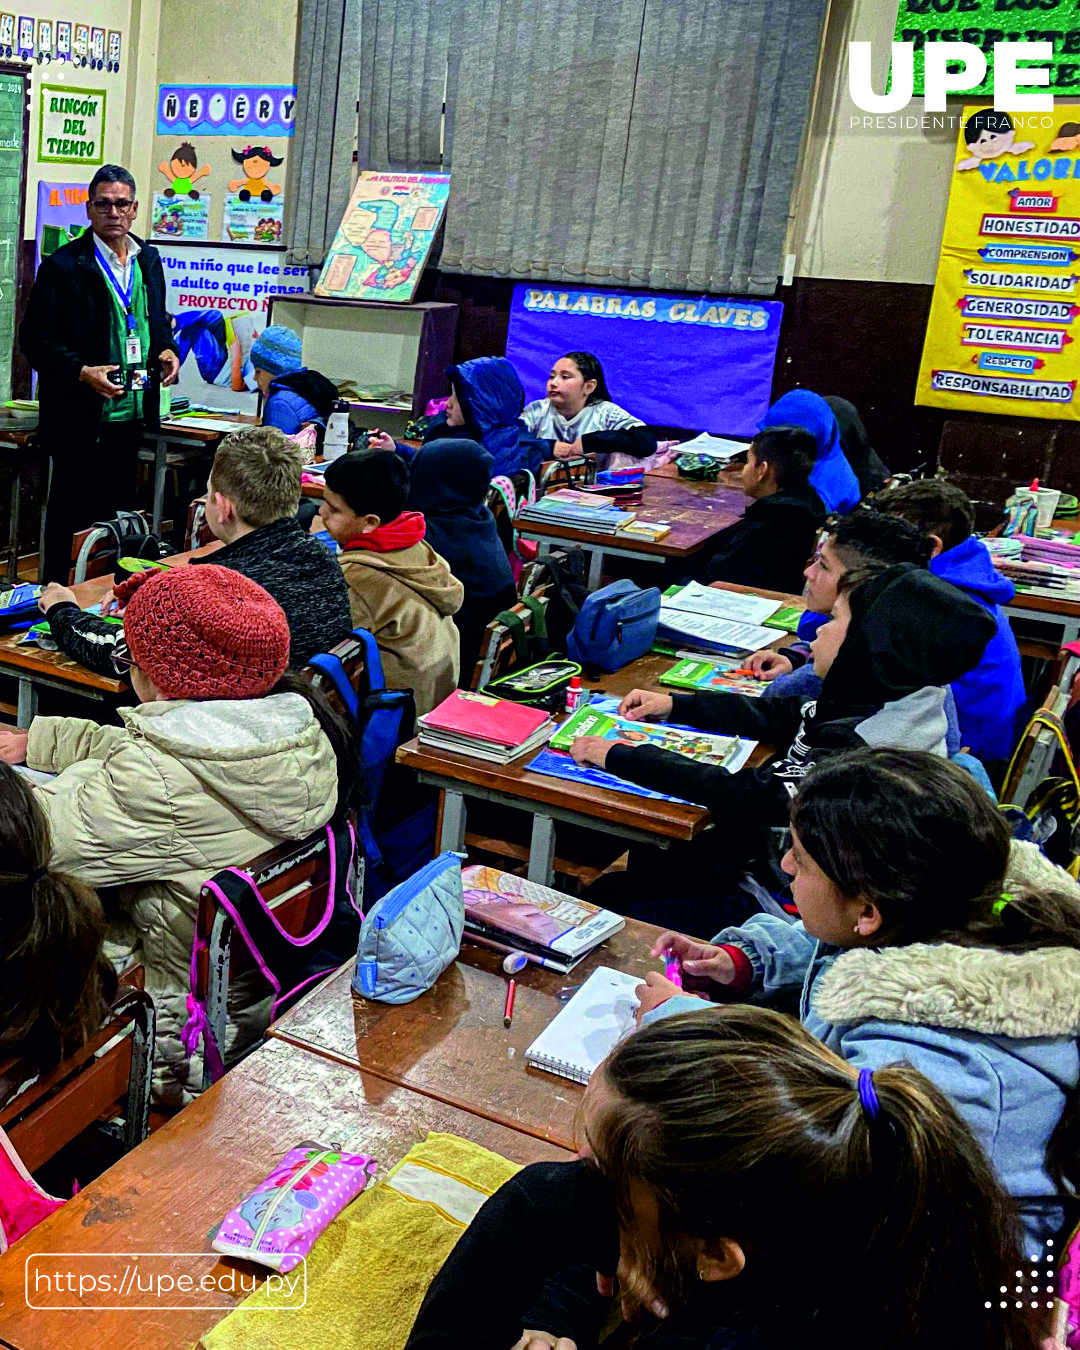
[729,668,755,678]
[503,979,516,1028]
[664,949,684,989]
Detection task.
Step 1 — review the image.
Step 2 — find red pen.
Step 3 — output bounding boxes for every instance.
[503,978,516,1028]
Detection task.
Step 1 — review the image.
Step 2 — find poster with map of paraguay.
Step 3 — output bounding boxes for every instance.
[315,171,450,304]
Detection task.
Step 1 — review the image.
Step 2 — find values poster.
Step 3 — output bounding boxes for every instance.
[916,107,1080,422]
[154,242,310,413]
[506,285,783,435]
[151,192,210,241]
[315,171,450,304]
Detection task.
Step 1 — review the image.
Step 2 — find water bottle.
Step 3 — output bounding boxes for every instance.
[323,399,351,462]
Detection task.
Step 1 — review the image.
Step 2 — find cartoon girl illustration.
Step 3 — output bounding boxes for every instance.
[354,199,423,290]
[159,142,210,199]
[1052,122,1080,153]
[229,146,284,202]
[956,109,1034,172]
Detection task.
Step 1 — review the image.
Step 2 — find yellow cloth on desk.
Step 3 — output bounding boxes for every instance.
[197,1132,521,1350]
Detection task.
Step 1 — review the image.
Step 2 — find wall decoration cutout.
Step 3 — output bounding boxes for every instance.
[89,27,104,71]
[151,193,210,240]
[228,145,281,202]
[38,84,105,165]
[35,19,51,64]
[316,171,450,303]
[159,141,210,198]
[157,85,296,138]
[73,23,88,68]
[0,15,13,59]
[16,15,32,61]
[55,21,70,63]
[106,31,120,73]
[35,180,88,270]
[223,196,283,244]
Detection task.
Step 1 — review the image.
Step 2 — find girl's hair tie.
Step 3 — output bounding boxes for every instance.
[858,1068,880,1120]
[992,893,1013,917]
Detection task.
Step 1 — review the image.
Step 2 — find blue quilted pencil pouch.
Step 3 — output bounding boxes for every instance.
[352,851,464,1004]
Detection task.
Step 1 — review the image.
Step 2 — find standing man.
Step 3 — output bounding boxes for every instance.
[20,165,179,581]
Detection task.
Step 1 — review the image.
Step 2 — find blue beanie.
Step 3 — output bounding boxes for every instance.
[250,325,302,377]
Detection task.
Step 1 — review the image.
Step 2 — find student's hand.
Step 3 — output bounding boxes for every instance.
[368,429,396,452]
[512,1334,578,1350]
[553,440,584,460]
[98,589,126,617]
[747,649,792,681]
[634,970,704,1023]
[0,728,29,765]
[649,931,737,984]
[79,364,122,398]
[570,734,630,769]
[159,349,180,387]
[38,583,77,613]
[617,689,672,721]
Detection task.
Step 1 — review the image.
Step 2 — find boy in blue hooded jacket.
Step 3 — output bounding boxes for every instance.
[875,479,1026,767]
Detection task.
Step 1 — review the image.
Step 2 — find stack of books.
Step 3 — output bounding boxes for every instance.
[987,536,1080,600]
[517,489,637,534]
[417,690,554,764]
[462,866,625,974]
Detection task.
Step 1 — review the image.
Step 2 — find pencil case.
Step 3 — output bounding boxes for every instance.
[483,657,581,708]
[213,1142,378,1271]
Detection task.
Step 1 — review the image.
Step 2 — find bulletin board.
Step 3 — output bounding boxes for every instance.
[916,106,1080,421]
[0,66,29,402]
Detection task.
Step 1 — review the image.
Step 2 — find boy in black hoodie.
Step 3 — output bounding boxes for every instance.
[694,426,825,592]
[574,564,996,930]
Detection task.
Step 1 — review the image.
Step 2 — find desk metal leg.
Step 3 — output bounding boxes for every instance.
[440,790,467,852]
[151,437,168,536]
[527,814,557,887]
[16,678,38,728]
[586,549,604,590]
[5,466,20,581]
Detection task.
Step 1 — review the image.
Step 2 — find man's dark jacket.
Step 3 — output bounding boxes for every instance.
[20,229,177,450]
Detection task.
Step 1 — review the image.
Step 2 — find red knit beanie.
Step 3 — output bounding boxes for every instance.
[122,564,290,700]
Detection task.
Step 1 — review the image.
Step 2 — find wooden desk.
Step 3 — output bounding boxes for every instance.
[142,416,256,535]
[0,1037,569,1350]
[0,427,42,582]
[402,581,799,885]
[269,918,661,1151]
[0,542,221,726]
[515,475,749,588]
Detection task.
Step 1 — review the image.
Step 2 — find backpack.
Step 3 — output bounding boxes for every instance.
[521,548,591,650]
[567,579,662,674]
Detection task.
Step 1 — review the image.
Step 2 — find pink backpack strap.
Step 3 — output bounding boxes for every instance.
[0,1125,63,1251]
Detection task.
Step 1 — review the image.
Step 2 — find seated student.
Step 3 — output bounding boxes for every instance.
[520,350,657,462]
[250,325,339,437]
[372,356,548,480]
[747,509,933,699]
[406,1006,1038,1350]
[639,747,1080,1260]
[574,563,995,932]
[875,479,1026,768]
[405,438,517,681]
[0,763,115,1089]
[0,565,356,1106]
[758,389,861,515]
[690,425,825,592]
[39,426,353,673]
[823,395,889,496]
[320,450,464,716]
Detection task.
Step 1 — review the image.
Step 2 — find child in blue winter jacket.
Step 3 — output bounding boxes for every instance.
[875,479,1026,766]
[637,747,1080,1261]
[251,325,339,437]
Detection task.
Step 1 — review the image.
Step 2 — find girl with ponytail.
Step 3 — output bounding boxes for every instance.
[408,1007,1041,1350]
[0,763,114,1085]
[639,747,1080,1262]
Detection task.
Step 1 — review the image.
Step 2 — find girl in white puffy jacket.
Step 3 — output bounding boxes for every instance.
[0,564,357,1107]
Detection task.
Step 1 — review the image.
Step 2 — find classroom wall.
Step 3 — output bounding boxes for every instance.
[152,0,299,244]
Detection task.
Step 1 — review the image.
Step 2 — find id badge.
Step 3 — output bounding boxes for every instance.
[124,336,141,366]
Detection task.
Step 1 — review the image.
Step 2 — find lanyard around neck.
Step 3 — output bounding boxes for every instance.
[95,248,137,332]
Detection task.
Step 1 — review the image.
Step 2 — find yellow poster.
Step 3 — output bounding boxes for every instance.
[916,106,1080,422]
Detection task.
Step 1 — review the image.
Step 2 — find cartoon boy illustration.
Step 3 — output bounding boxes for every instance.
[956,109,1035,172]
[159,142,211,199]
[229,146,283,202]
[1052,122,1080,153]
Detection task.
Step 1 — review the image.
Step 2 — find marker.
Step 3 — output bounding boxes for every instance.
[664,949,684,989]
[729,668,755,677]
[503,979,516,1028]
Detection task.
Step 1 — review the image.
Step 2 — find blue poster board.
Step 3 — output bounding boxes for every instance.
[505,284,783,435]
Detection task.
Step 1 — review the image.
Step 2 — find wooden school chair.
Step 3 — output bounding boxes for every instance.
[187,818,360,1093]
[537,455,597,497]
[0,974,155,1174]
[69,510,152,584]
[1001,649,1080,813]
[469,594,551,691]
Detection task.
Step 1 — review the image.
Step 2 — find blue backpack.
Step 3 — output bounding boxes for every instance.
[567,579,661,673]
[308,629,436,901]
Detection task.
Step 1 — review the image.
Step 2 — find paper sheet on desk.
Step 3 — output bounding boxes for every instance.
[662,580,780,626]
[165,416,244,432]
[675,433,750,460]
[657,607,777,653]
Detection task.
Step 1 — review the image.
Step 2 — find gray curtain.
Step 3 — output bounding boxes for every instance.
[285,0,362,266]
[357,0,454,171]
[441,0,827,294]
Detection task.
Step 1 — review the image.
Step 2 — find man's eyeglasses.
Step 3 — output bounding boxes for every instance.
[90,199,135,214]
[110,637,135,676]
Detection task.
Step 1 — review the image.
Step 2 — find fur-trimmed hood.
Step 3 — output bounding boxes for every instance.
[813,942,1080,1039]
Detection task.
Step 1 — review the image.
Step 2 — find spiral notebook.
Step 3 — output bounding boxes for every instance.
[525,966,642,1085]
